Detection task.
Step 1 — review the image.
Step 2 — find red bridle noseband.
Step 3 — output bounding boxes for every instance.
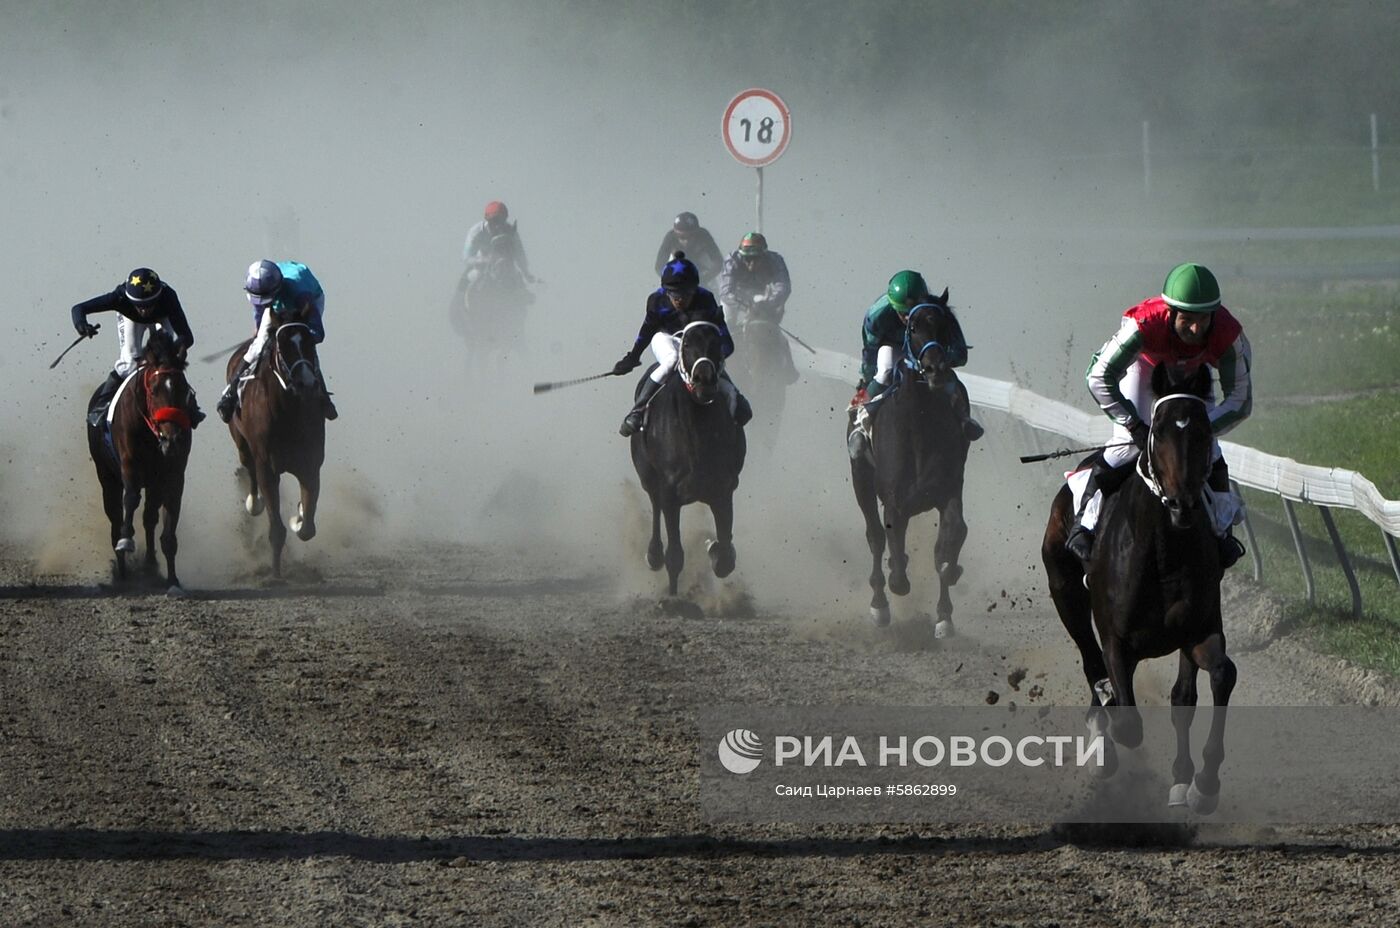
[141,365,191,436]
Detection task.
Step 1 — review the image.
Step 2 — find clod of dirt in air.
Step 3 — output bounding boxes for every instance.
[954,662,963,673]
[1027,684,1045,701]
[1007,667,1027,691]
[986,601,997,612]
[985,691,1000,705]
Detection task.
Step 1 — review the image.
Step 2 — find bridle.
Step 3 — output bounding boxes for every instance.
[139,364,191,436]
[902,303,948,380]
[272,322,316,390]
[676,321,722,402]
[1136,392,1210,505]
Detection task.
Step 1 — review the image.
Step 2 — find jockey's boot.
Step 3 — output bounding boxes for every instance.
[734,390,753,427]
[188,396,206,429]
[620,377,664,437]
[1207,458,1245,569]
[87,370,122,429]
[216,361,251,424]
[316,369,338,421]
[1064,462,1106,570]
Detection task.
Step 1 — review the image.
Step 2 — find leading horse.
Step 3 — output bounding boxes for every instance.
[86,337,194,591]
[225,322,326,578]
[629,321,747,596]
[1041,363,1236,813]
[849,297,970,636]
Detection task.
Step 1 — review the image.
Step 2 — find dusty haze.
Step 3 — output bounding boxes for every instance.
[1,1,1386,603]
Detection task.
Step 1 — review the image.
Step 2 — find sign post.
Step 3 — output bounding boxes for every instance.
[722,89,791,233]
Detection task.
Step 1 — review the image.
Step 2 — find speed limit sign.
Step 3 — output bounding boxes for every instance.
[722,89,791,167]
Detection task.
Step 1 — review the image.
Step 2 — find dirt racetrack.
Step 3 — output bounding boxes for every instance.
[2,516,1399,926]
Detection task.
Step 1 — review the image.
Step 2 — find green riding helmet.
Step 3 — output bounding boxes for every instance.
[886,269,930,311]
[1161,262,1221,312]
[738,231,768,257]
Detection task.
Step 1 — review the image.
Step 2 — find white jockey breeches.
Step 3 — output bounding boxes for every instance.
[648,331,680,384]
[114,315,151,377]
[873,345,897,387]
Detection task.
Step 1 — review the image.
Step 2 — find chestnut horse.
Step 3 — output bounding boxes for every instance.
[86,338,194,591]
[225,322,326,578]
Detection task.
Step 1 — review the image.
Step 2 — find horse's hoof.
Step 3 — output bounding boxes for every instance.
[292,516,315,542]
[1187,781,1219,815]
[1093,678,1115,707]
[938,562,963,586]
[166,585,187,600]
[887,573,910,597]
[706,539,736,578]
[245,493,264,516]
[115,538,135,554]
[645,543,664,571]
[869,605,891,627]
[933,617,955,639]
[1094,739,1119,779]
[1168,783,1190,808]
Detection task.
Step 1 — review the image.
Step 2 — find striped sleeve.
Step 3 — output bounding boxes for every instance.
[1085,317,1144,427]
[1211,331,1253,435]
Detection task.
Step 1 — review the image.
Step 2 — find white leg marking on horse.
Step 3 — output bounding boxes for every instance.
[115,538,135,553]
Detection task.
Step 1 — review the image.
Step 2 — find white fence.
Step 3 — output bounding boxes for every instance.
[803,346,1400,618]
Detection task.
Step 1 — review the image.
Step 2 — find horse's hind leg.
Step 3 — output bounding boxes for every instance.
[1168,650,1200,808]
[662,499,684,597]
[706,494,737,579]
[290,470,320,542]
[98,471,126,582]
[235,435,263,516]
[884,512,911,598]
[1186,633,1236,815]
[852,461,889,625]
[1103,640,1143,749]
[258,463,288,578]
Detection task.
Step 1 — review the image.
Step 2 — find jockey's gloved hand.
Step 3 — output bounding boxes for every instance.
[613,354,641,376]
[1129,420,1150,451]
[76,321,100,338]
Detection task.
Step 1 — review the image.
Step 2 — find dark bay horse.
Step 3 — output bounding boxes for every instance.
[849,297,970,636]
[86,339,194,591]
[1041,363,1235,813]
[630,321,747,596]
[226,322,326,578]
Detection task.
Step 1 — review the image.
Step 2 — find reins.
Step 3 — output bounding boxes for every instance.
[676,320,722,402]
[1135,392,1209,504]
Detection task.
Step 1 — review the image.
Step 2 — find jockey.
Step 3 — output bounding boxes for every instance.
[216,260,337,422]
[848,270,983,457]
[613,253,753,437]
[719,231,791,324]
[1065,262,1252,570]
[72,267,204,429]
[463,200,533,286]
[655,212,724,289]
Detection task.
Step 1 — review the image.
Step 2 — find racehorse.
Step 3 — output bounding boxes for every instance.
[1041,362,1235,813]
[450,231,533,378]
[848,297,970,636]
[225,321,327,578]
[729,312,798,455]
[630,321,747,596]
[86,336,193,591]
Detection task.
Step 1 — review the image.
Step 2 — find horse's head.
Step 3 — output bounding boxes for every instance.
[1143,363,1214,528]
[274,321,319,393]
[904,288,952,386]
[675,321,724,405]
[138,346,193,457]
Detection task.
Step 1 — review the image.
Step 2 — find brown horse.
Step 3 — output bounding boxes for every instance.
[225,322,326,578]
[1041,363,1235,813]
[86,339,194,591]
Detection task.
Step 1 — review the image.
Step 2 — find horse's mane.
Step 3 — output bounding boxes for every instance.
[141,340,187,372]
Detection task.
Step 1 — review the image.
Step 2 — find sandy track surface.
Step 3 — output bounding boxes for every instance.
[1,535,1398,927]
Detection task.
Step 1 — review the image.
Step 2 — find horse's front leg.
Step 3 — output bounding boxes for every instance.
[142,484,162,574]
[662,497,684,597]
[1168,650,1200,808]
[852,460,888,625]
[1103,639,1143,749]
[258,463,287,579]
[645,491,664,571]
[117,464,141,557]
[1186,632,1236,815]
[885,511,911,598]
[931,494,968,637]
[706,493,736,579]
[289,469,320,542]
[161,476,185,592]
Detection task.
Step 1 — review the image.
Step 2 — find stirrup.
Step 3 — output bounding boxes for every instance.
[619,411,643,437]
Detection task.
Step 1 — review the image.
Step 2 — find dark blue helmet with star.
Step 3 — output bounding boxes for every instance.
[661,253,700,292]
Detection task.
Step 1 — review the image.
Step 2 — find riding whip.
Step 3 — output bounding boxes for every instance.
[778,324,817,354]
[48,333,89,369]
[1019,440,1134,464]
[532,371,619,395]
[199,341,247,364]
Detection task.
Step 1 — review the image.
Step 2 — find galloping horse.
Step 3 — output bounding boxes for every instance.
[729,314,797,455]
[849,297,970,636]
[86,336,194,590]
[1041,363,1235,813]
[630,321,747,596]
[225,321,326,578]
